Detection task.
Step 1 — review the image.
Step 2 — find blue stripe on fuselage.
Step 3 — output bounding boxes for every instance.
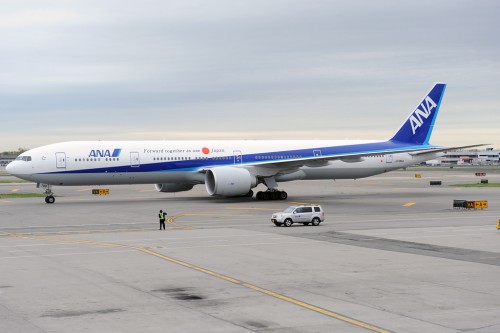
[39,140,433,175]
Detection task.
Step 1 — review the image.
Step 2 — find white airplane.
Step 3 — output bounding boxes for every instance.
[7,83,481,203]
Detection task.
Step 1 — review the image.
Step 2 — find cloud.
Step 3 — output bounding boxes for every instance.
[1,0,499,151]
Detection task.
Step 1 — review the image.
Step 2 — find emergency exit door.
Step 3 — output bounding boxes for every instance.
[130,152,140,167]
[233,150,242,164]
[55,152,66,168]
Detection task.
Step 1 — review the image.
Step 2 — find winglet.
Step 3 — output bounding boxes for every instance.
[390,83,446,145]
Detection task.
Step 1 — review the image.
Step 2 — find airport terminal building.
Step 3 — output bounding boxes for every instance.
[428,148,500,166]
[0,153,17,167]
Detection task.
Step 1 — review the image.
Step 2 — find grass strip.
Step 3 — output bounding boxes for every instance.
[407,166,500,171]
[0,180,32,183]
[0,193,46,198]
[449,183,500,188]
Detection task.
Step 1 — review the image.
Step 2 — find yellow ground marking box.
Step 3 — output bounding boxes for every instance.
[92,189,110,195]
[465,200,488,209]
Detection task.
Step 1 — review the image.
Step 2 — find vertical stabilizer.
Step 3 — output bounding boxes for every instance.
[390,83,446,145]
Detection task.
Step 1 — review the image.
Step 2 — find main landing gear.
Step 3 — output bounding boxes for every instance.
[256,176,288,200]
[256,190,288,201]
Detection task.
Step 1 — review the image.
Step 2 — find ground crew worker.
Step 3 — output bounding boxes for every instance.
[158,210,167,230]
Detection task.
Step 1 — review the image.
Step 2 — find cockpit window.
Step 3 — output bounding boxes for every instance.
[15,156,32,162]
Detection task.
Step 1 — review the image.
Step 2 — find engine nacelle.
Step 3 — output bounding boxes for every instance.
[205,167,256,196]
[155,183,194,193]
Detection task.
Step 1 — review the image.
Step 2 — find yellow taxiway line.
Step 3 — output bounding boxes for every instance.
[4,231,392,333]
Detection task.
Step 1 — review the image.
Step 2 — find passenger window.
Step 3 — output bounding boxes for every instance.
[303,207,313,213]
[294,208,302,213]
[314,207,321,212]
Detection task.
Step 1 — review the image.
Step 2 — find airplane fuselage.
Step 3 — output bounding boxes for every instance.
[9,140,435,186]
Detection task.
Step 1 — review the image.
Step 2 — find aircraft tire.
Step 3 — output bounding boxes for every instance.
[45,196,55,204]
[257,191,287,201]
[257,191,271,200]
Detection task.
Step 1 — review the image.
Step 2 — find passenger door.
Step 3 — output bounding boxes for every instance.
[233,150,242,164]
[293,207,304,222]
[55,152,66,169]
[300,207,313,222]
[130,152,140,167]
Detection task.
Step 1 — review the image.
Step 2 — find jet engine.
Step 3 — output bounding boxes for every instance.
[205,167,256,196]
[155,183,194,193]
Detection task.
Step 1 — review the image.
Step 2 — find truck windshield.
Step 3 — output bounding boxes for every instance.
[283,206,296,213]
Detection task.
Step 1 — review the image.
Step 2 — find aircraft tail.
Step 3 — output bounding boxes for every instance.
[390,83,446,145]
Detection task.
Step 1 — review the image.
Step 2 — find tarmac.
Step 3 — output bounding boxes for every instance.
[1,169,500,333]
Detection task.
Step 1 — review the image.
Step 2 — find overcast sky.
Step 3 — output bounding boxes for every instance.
[1,0,499,151]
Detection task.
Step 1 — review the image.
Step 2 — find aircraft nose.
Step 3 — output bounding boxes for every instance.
[6,161,17,175]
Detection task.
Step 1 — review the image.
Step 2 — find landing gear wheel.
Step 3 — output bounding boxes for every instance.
[311,217,321,226]
[256,191,287,201]
[45,196,55,204]
[246,190,254,198]
[283,219,293,227]
[256,191,270,200]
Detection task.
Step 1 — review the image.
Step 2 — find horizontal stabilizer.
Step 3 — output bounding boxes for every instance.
[409,144,490,156]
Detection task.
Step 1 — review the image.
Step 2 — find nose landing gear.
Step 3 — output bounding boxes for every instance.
[45,195,55,204]
[38,183,56,204]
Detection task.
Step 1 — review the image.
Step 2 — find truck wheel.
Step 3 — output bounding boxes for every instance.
[284,219,293,227]
[311,217,321,226]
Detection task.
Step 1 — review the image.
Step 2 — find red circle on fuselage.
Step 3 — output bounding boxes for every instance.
[202,147,210,154]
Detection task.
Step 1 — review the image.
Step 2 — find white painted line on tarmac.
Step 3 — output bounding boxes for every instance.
[0,249,135,260]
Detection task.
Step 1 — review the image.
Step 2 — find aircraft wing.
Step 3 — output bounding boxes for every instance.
[248,145,437,170]
[240,143,489,178]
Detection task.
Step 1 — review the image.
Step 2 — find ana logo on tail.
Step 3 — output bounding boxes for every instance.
[409,96,437,135]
